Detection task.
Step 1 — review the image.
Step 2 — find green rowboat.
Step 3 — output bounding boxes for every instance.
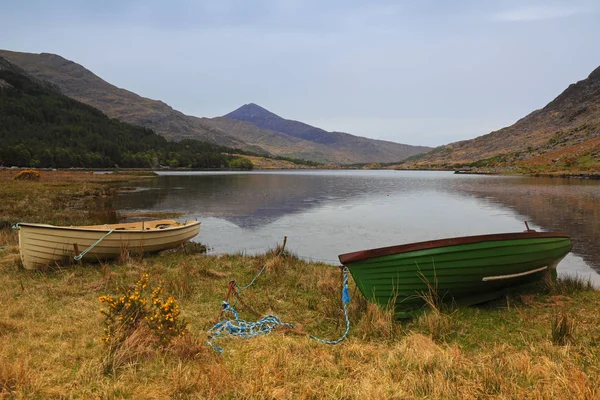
[338,231,572,316]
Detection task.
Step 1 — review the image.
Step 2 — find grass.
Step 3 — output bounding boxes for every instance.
[1,170,600,398]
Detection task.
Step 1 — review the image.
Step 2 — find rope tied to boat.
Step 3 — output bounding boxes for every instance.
[207,261,352,353]
[236,264,267,293]
[310,266,351,345]
[74,229,115,261]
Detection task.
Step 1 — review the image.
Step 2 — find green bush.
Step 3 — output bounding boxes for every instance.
[229,157,254,170]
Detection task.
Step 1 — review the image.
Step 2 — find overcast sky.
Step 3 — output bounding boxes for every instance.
[2,1,599,146]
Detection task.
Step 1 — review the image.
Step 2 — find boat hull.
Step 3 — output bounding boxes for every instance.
[338,232,572,315]
[17,220,201,270]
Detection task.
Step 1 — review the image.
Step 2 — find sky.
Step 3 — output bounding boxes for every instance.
[2,0,600,147]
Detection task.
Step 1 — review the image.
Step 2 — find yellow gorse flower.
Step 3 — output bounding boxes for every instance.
[99,273,189,346]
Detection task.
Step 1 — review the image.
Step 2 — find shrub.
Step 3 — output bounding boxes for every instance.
[99,273,188,348]
[13,170,40,181]
[229,157,254,170]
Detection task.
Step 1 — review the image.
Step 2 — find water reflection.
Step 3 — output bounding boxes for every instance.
[452,176,600,278]
[114,171,600,282]
[116,171,444,229]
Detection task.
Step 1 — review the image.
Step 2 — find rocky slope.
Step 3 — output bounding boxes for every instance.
[403,65,600,171]
[0,50,430,164]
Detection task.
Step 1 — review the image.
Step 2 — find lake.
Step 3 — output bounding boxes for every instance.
[114,170,600,285]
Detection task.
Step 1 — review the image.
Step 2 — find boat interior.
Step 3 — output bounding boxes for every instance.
[78,220,196,231]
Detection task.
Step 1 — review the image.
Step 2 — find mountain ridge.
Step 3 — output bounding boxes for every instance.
[0,50,430,164]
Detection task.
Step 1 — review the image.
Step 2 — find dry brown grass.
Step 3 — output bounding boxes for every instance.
[0,358,37,397]
[354,302,402,341]
[0,169,151,229]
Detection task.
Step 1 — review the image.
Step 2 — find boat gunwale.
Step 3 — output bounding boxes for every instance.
[16,220,200,234]
[338,231,570,264]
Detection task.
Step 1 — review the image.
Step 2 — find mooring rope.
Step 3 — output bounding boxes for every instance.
[310,266,351,345]
[11,223,115,261]
[236,264,267,293]
[74,229,115,261]
[207,265,352,353]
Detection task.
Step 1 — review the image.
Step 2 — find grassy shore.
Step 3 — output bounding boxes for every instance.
[1,170,599,399]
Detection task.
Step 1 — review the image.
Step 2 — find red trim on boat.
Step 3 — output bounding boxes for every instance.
[338,231,570,264]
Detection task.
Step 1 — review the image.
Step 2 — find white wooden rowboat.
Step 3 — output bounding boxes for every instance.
[15,219,201,270]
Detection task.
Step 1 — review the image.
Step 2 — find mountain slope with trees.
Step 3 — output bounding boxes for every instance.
[0,50,251,149]
[0,57,254,169]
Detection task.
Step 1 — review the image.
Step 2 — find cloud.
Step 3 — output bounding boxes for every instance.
[491,4,590,22]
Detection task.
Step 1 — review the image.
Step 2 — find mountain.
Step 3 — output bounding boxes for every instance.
[225,103,339,143]
[222,104,431,163]
[403,66,600,171]
[0,56,254,169]
[0,50,430,164]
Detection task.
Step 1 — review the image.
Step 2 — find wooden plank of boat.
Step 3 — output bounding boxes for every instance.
[16,219,201,270]
[338,231,572,315]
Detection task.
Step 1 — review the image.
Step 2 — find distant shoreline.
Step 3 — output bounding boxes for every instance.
[3,165,600,179]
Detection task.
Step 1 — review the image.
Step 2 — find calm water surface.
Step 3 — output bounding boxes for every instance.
[115,170,600,284]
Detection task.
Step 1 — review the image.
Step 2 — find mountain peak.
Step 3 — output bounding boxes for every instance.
[589,65,600,81]
[223,103,282,120]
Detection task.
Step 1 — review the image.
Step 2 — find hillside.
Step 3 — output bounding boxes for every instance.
[0,50,252,150]
[0,50,430,164]
[0,56,253,169]
[401,65,600,172]
[223,103,431,163]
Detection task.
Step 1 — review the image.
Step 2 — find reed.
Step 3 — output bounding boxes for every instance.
[552,312,575,345]
[544,273,596,294]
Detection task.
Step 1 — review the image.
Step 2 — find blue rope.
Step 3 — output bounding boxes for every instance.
[206,301,294,353]
[206,257,352,353]
[310,266,351,345]
[11,224,20,230]
[237,264,267,292]
[74,229,114,261]
[232,254,279,306]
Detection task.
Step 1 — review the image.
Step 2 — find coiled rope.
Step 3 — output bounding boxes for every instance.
[206,301,294,354]
[206,258,352,353]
